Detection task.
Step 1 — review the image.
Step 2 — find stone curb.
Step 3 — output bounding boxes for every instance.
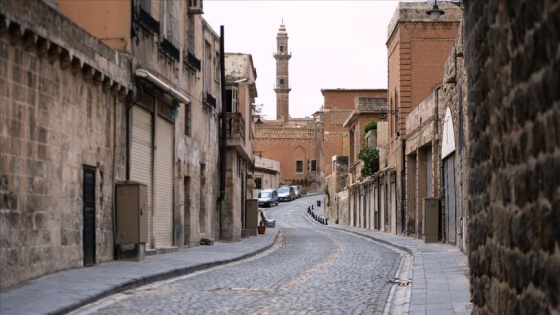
[51,230,282,315]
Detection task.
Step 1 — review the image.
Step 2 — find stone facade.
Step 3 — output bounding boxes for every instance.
[437,21,469,251]
[0,0,131,289]
[464,1,560,314]
[223,53,258,242]
[0,0,239,290]
[252,156,281,196]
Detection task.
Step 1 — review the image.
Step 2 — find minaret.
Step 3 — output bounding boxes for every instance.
[274,22,291,122]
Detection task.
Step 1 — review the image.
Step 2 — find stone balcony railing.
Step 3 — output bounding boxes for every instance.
[226,112,245,144]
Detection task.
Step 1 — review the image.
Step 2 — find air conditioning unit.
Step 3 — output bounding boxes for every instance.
[188,0,203,14]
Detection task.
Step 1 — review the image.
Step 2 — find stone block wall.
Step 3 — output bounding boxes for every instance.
[0,1,130,289]
[465,1,560,314]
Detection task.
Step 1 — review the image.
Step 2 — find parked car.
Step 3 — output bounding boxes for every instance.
[290,185,300,198]
[277,186,295,202]
[258,189,279,207]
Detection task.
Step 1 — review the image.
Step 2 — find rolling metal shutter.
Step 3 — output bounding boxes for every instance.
[130,107,153,249]
[154,116,173,248]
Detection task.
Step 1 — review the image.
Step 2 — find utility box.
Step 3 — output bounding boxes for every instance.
[246,199,258,236]
[116,181,148,244]
[423,197,440,243]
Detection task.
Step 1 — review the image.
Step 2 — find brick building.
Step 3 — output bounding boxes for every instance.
[385,1,461,235]
[253,23,323,193]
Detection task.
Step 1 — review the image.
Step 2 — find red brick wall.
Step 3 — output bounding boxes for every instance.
[322,89,387,176]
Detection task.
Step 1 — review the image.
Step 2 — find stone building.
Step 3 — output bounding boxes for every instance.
[464,0,560,313]
[252,156,281,196]
[326,2,468,244]
[321,89,387,226]
[321,89,388,178]
[55,0,223,250]
[385,1,462,235]
[0,0,131,289]
[340,96,388,229]
[0,0,241,289]
[223,53,258,241]
[253,23,323,193]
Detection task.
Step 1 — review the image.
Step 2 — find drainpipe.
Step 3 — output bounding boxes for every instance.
[217,26,226,203]
[401,139,406,235]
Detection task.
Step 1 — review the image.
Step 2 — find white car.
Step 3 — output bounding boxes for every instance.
[277,186,295,202]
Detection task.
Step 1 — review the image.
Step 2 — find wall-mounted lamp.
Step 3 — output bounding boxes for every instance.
[426,0,445,20]
[233,78,248,84]
[379,109,399,120]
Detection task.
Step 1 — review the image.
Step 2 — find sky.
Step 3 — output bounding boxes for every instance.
[203,0,407,120]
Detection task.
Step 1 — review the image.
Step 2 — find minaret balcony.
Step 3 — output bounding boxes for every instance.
[273,52,292,59]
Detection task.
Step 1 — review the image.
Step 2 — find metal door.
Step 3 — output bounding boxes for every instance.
[130,107,153,248]
[154,116,173,248]
[444,156,457,244]
[82,166,96,266]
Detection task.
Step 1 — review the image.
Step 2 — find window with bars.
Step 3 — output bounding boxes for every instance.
[185,104,191,136]
[311,160,317,171]
[296,160,303,173]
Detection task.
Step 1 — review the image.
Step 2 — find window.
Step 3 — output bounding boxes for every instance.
[215,52,220,83]
[204,41,212,93]
[296,160,303,173]
[185,104,191,136]
[280,45,284,52]
[225,87,238,113]
[187,15,195,52]
[255,177,262,189]
[311,160,317,171]
[279,79,284,86]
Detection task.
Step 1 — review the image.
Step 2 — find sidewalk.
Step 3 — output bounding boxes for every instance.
[0,231,279,315]
[1,210,472,315]
[308,204,472,315]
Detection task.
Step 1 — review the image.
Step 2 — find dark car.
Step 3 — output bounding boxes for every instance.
[277,186,295,202]
[258,189,279,207]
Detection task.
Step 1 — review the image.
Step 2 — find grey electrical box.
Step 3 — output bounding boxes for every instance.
[116,181,148,244]
[246,199,258,236]
[423,197,440,243]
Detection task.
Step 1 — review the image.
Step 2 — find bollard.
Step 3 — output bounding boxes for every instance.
[325,218,328,225]
[311,205,314,210]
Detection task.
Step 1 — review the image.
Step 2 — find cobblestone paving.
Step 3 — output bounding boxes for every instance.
[75,200,401,315]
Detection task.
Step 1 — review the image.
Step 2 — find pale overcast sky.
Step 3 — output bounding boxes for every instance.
[204,1,409,120]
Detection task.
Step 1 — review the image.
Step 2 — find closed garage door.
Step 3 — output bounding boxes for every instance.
[130,107,153,249]
[154,116,173,248]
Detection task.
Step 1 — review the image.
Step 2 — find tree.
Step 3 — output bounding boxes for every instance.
[357,146,379,178]
[364,119,378,134]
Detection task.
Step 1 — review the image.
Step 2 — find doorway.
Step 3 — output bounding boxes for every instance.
[82,165,96,266]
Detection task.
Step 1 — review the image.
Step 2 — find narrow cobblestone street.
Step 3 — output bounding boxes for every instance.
[72,199,401,314]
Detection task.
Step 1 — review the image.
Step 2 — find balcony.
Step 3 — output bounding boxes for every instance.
[184,50,201,71]
[188,0,204,14]
[204,92,216,107]
[159,38,180,62]
[138,8,160,35]
[226,112,245,148]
